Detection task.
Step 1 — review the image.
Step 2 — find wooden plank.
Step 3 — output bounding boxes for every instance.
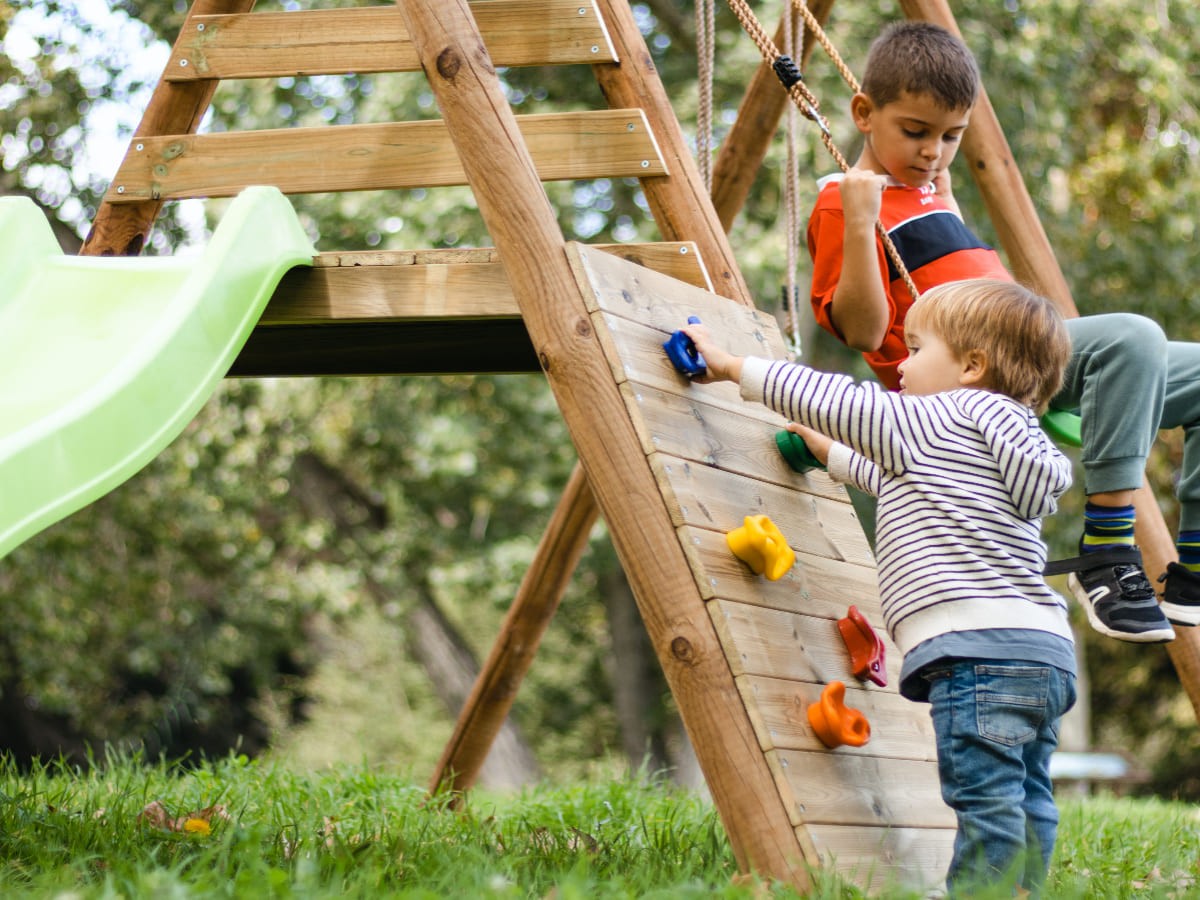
[715,602,896,687]
[766,748,952,829]
[678,526,880,616]
[646,445,871,566]
[104,109,667,202]
[261,242,709,324]
[731,672,935,761]
[166,1,618,80]
[808,823,955,894]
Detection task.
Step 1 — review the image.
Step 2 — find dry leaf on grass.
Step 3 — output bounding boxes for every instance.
[138,800,231,835]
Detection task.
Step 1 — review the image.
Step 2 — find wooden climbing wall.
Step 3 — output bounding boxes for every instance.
[569,241,956,892]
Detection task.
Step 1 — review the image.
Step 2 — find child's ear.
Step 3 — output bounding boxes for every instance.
[959,349,989,387]
[850,92,874,134]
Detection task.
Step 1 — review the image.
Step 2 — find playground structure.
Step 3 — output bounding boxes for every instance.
[9,0,1200,893]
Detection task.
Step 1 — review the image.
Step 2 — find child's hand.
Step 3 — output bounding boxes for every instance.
[786,422,833,465]
[838,167,887,229]
[679,322,743,384]
[932,168,962,217]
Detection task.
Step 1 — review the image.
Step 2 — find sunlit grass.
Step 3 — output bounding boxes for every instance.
[0,753,1196,898]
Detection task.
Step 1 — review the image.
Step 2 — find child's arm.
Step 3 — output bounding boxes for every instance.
[680,322,905,478]
[786,423,882,497]
[827,168,892,352]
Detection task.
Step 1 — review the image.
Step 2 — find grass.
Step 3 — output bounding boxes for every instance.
[0,753,1197,898]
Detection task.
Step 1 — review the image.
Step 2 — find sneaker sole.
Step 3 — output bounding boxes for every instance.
[1067,574,1176,643]
[1160,600,1200,628]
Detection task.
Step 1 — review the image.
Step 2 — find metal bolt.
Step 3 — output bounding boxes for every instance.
[641,160,649,168]
[180,59,188,67]
[197,23,205,31]
[135,143,144,152]
[116,186,125,194]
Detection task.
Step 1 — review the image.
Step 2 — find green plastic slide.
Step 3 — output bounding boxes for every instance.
[0,186,314,559]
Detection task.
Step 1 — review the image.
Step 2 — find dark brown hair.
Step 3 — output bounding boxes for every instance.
[861,21,980,111]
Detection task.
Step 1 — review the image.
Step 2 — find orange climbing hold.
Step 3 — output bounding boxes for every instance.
[807,680,871,749]
[837,605,888,687]
[725,514,796,581]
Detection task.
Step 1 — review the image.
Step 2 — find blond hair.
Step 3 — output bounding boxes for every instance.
[905,279,1070,413]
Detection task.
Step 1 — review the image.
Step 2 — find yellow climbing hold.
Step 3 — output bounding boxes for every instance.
[725,514,796,581]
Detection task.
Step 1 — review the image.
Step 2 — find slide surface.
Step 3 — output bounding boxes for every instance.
[0,186,314,559]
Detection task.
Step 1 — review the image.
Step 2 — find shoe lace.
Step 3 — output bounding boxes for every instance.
[1114,565,1155,601]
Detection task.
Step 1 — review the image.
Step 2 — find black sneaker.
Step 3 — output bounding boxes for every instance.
[1159,563,1200,627]
[1045,546,1175,643]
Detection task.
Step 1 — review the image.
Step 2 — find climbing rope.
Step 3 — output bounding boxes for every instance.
[723,0,922,303]
[781,7,802,358]
[695,0,717,190]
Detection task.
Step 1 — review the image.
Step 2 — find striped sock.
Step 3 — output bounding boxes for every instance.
[1177,530,1200,573]
[1081,502,1136,553]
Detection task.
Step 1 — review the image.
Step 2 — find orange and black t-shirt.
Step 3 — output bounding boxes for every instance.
[807,175,1011,391]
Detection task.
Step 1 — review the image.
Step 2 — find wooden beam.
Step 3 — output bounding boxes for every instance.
[398,1,810,885]
[82,0,258,257]
[104,110,667,202]
[258,243,709,324]
[900,0,1200,719]
[710,0,836,233]
[166,1,618,80]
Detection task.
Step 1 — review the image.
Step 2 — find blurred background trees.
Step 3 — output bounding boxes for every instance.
[3,0,1200,795]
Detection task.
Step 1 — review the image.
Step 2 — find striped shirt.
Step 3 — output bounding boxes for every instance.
[740,357,1074,658]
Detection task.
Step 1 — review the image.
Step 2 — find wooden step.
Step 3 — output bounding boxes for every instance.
[165,0,618,80]
[106,109,666,202]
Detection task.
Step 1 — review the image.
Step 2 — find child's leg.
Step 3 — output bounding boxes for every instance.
[926,661,1074,898]
[1046,315,1174,642]
[1019,671,1078,896]
[1156,340,1200,624]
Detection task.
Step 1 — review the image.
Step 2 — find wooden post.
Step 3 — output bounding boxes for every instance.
[899,0,1200,719]
[82,0,258,257]
[397,0,811,884]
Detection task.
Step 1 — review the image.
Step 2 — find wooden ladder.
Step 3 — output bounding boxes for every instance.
[81,0,965,892]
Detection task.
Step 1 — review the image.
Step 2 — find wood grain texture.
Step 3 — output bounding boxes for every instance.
[105,110,667,202]
[166,1,618,80]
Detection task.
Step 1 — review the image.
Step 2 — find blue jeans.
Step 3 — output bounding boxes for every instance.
[925,660,1077,897]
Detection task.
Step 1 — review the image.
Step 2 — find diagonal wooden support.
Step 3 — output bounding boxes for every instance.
[399,0,812,885]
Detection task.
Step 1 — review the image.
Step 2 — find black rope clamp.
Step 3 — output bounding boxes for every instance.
[772,55,804,89]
